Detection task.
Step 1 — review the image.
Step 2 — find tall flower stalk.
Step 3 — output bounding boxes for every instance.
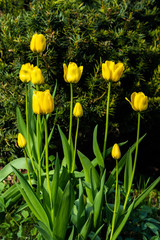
[69,83,73,146]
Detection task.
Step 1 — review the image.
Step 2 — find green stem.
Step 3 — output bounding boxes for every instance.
[37,54,39,68]
[24,149,33,189]
[44,117,52,203]
[37,114,41,188]
[72,117,79,172]
[103,81,111,159]
[110,159,119,240]
[123,112,141,211]
[25,83,37,176]
[69,83,73,146]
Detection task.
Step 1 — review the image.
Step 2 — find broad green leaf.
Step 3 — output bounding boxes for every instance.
[58,125,72,172]
[16,106,27,140]
[77,179,85,232]
[134,176,160,209]
[11,165,50,229]
[106,134,146,191]
[124,149,132,193]
[112,200,135,240]
[53,181,74,240]
[36,221,53,240]
[80,211,93,240]
[78,150,100,203]
[0,158,33,182]
[68,226,75,240]
[93,171,106,229]
[90,224,104,240]
[93,125,104,169]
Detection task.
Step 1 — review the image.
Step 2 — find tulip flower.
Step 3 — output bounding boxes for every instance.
[73,102,83,118]
[19,63,34,83]
[111,143,121,160]
[31,66,44,85]
[30,33,46,53]
[63,62,83,83]
[125,92,148,112]
[32,90,54,115]
[41,90,54,114]
[102,61,124,82]
[18,133,27,148]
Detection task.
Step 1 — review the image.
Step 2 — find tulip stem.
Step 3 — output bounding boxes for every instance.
[25,83,37,176]
[37,54,39,68]
[123,112,141,211]
[103,81,111,159]
[23,149,33,189]
[69,83,73,146]
[110,159,119,240]
[72,117,79,173]
[44,117,52,203]
[37,114,41,189]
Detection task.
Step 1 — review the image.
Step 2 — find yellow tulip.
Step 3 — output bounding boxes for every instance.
[41,90,54,114]
[31,66,44,85]
[102,61,124,82]
[111,143,121,160]
[30,33,46,53]
[125,92,148,112]
[73,102,83,118]
[32,90,54,115]
[32,91,44,115]
[19,63,34,83]
[63,62,83,83]
[18,133,27,148]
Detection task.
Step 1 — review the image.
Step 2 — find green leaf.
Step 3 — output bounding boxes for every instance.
[77,179,85,232]
[90,224,104,240]
[16,106,27,140]
[112,200,135,240]
[11,165,50,229]
[134,176,160,209]
[58,125,72,172]
[80,211,93,240]
[68,226,75,240]
[93,125,104,169]
[36,221,53,240]
[0,158,33,182]
[53,181,74,240]
[93,170,106,229]
[78,150,100,203]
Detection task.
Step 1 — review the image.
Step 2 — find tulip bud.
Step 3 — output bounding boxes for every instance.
[18,133,27,148]
[63,62,83,83]
[125,92,148,112]
[73,102,83,118]
[31,66,44,85]
[41,90,54,114]
[30,33,46,53]
[112,143,121,160]
[102,61,124,82]
[32,91,44,115]
[19,63,34,83]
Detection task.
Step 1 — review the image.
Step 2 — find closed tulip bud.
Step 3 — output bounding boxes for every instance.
[125,92,148,112]
[30,33,46,53]
[112,143,121,160]
[73,102,83,118]
[31,66,44,85]
[32,91,44,115]
[102,61,124,82]
[19,63,34,83]
[18,133,27,148]
[41,90,54,114]
[63,62,83,83]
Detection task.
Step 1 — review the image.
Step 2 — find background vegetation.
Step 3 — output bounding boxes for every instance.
[0,0,160,184]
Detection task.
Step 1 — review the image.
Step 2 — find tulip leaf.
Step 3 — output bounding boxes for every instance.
[53,181,74,240]
[93,125,104,169]
[68,226,75,240]
[124,149,132,194]
[77,178,85,232]
[93,170,106,229]
[80,211,93,240]
[16,106,27,140]
[78,150,100,203]
[11,165,50,229]
[58,125,72,172]
[0,158,33,182]
[36,221,53,240]
[134,176,160,209]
